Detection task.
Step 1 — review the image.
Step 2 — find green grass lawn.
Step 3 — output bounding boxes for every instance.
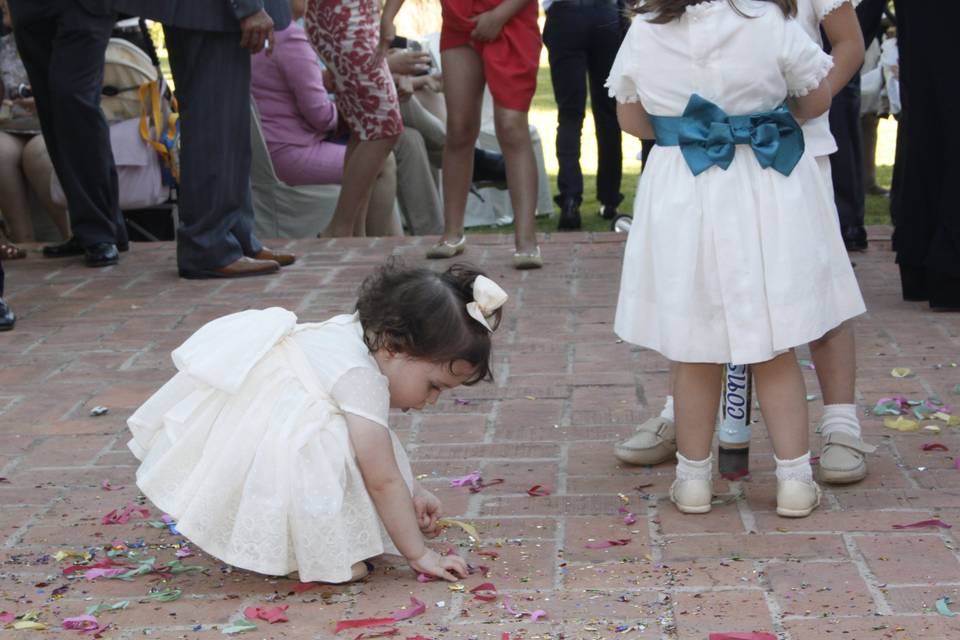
[475,65,895,234]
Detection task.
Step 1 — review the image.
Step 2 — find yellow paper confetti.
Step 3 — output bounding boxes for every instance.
[924,425,942,433]
[932,412,960,426]
[448,583,465,592]
[891,367,914,378]
[53,549,91,562]
[524,395,537,401]
[617,493,630,505]
[12,621,47,630]
[884,416,919,432]
[437,518,481,548]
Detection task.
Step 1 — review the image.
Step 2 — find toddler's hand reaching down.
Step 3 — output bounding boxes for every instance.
[409,548,468,582]
[413,488,442,538]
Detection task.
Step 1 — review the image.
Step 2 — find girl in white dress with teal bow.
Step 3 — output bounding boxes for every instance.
[608,0,865,517]
[128,262,507,583]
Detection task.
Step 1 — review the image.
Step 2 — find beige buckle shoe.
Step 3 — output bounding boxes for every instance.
[776,480,822,518]
[614,415,677,465]
[426,236,466,259]
[670,478,712,514]
[818,432,876,484]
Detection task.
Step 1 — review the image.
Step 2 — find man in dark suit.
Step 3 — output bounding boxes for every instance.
[7,0,128,267]
[112,0,295,278]
[543,0,625,231]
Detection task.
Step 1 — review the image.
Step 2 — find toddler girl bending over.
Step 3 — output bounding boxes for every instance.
[127,261,507,582]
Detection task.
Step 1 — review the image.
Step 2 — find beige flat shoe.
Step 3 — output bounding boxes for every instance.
[776,480,821,518]
[425,236,465,259]
[818,432,876,484]
[614,415,677,465]
[670,478,712,514]
[513,247,543,270]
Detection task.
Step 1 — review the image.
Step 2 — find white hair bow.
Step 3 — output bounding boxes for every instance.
[466,275,508,332]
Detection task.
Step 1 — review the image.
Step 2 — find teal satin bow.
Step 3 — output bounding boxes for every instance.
[649,94,804,176]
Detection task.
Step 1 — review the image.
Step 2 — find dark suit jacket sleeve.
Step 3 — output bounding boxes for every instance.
[228,0,264,22]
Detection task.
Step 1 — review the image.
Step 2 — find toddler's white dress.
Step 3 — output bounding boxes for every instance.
[608,0,865,364]
[127,309,413,583]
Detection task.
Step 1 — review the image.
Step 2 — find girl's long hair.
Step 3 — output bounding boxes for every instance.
[628,0,797,23]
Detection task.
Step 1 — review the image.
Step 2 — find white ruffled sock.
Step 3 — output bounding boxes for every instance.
[819,403,861,438]
[775,451,814,484]
[660,395,675,422]
[675,452,712,482]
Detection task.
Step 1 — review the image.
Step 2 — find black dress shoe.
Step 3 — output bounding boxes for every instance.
[472,148,507,189]
[44,236,128,257]
[84,243,119,267]
[841,225,868,252]
[43,235,84,258]
[928,270,960,311]
[557,197,581,231]
[599,204,619,220]
[0,297,14,331]
[899,263,928,302]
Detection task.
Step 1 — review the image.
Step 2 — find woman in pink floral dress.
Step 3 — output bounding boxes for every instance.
[304,0,403,237]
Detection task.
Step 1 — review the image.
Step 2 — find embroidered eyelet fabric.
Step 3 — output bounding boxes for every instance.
[127,311,412,584]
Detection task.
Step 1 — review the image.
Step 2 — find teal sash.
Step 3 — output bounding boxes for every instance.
[649,94,804,177]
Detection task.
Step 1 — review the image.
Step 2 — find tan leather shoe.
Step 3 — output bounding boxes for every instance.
[670,478,712,514]
[818,432,876,484]
[426,236,465,259]
[179,256,280,279]
[614,416,677,465]
[253,248,296,267]
[776,479,822,517]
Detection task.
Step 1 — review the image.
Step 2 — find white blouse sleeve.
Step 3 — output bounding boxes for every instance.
[605,22,643,104]
[812,0,850,21]
[331,366,391,428]
[779,18,834,97]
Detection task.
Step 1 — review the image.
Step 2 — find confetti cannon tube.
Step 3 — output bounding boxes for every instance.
[718,363,752,475]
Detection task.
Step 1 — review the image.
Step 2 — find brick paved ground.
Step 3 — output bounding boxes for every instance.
[1,229,959,640]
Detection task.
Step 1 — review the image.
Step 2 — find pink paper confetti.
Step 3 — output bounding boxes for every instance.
[618,506,637,525]
[584,538,631,549]
[0,611,15,623]
[292,582,320,593]
[450,471,482,487]
[83,567,128,580]
[469,582,498,602]
[892,519,952,529]
[390,597,425,621]
[244,604,289,624]
[63,614,109,636]
[922,443,949,451]
[335,598,425,633]
[709,634,777,640]
[101,503,149,525]
[502,596,547,621]
[526,485,550,497]
[63,558,130,577]
[955,458,960,470]
[175,546,193,558]
[454,398,471,406]
[416,573,435,583]
[100,480,124,492]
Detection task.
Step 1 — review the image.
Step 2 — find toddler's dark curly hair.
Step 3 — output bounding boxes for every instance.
[356,259,502,385]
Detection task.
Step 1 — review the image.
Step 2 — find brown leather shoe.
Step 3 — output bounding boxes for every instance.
[179,256,280,279]
[253,248,296,267]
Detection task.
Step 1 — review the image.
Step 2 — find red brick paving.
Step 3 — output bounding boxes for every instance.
[1,230,960,639]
